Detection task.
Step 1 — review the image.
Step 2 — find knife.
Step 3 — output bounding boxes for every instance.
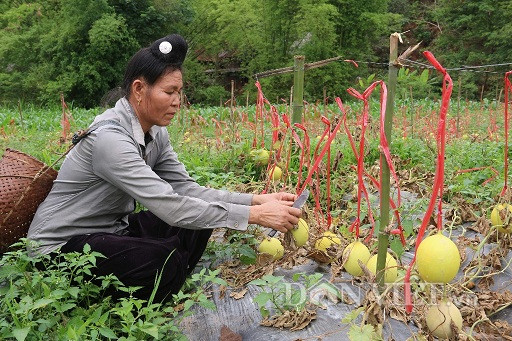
[267,189,310,237]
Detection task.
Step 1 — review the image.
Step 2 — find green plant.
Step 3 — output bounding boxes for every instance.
[341,307,383,341]
[203,230,258,265]
[249,273,323,318]
[397,67,431,100]
[173,268,227,311]
[0,240,223,340]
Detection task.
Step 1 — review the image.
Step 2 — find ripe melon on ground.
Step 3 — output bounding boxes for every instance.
[342,241,371,277]
[490,203,512,234]
[314,231,341,252]
[258,237,284,260]
[425,300,463,339]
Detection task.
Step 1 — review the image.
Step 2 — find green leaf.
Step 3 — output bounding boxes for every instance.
[0,264,19,279]
[402,220,414,237]
[67,327,78,340]
[140,323,159,339]
[420,69,429,84]
[98,327,117,339]
[253,292,273,308]
[248,279,267,286]
[198,300,217,310]
[348,324,375,341]
[259,306,270,318]
[239,245,257,259]
[390,238,405,259]
[184,299,195,311]
[99,311,110,324]
[240,255,256,265]
[58,303,76,313]
[83,244,91,253]
[12,327,30,341]
[341,306,365,323]
[32,298,54,310]
[68,287,80,298]
[262,274,283,285]
[398,68,405,79]
[305,273,324,288]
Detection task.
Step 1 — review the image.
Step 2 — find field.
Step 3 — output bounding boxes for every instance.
[1,90,511,339]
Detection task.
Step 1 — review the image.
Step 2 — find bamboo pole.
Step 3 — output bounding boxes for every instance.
[376,33,399,291]
[289,86,293,116]
[230,80,235,109]
[292,56,305,124]
[323,87,327,116]
[230,80,236,143]
[409,85,414,138]
[457,77,461,136]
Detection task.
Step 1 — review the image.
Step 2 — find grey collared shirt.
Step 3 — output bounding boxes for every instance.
[27,97,252,255]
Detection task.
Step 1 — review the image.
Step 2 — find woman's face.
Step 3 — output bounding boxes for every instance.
[136,69,183,132]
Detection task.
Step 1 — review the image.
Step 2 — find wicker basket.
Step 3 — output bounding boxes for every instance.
[0,148,58,253]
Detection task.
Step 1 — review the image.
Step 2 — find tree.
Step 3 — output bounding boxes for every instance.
[0,0,177,107]
[430,0,512,98]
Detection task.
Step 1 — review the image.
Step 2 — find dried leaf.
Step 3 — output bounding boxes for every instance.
[260,309,316,331]
[229,288,247,300]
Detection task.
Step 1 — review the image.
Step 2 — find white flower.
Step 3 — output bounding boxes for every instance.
[159,41,173,54]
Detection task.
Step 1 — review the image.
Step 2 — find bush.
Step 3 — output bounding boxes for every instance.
[0,240,223,340]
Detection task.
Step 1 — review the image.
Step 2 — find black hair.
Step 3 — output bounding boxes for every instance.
[122,34,188,98]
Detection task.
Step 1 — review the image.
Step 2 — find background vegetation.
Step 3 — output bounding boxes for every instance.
[1,0,511,107]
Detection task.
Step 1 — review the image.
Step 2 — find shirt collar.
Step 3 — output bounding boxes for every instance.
[120,97,159,147]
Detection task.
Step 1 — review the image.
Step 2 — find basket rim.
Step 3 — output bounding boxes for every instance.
[2,148,57,174]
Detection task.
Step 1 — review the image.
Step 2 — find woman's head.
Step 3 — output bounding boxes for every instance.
[123,34,188,98]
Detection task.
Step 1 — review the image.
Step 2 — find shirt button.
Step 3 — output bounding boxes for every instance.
[206,224,210,228]
[234,221,239,228]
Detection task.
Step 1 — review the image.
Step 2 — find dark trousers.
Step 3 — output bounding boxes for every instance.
[60,211,213,303]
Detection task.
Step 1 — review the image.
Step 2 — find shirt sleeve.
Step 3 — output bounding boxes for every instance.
[152,129,254,206]
[92,129,250,231]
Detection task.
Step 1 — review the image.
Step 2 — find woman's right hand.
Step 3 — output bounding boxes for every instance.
[248,201,301,233]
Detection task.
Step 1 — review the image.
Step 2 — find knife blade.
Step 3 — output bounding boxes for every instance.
[267,189,309,237]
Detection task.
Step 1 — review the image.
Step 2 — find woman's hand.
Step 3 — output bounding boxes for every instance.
[252,192,297,206]
[248,201,301,233]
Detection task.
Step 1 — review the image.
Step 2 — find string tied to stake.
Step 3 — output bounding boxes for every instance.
[404,51,453,314]
[342,81,402,240]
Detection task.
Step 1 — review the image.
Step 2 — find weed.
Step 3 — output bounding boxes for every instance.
[203,230,259,266]
[0,240,222,340]
[249,273,323,317]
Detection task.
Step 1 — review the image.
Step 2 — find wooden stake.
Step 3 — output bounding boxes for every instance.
[323,87,327,116]
[377,33,399,292]
[289,86,293,116]
[409,85,414,138]
[457,77,462,136]
[292,56,305,124]
[230,80,235,109]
